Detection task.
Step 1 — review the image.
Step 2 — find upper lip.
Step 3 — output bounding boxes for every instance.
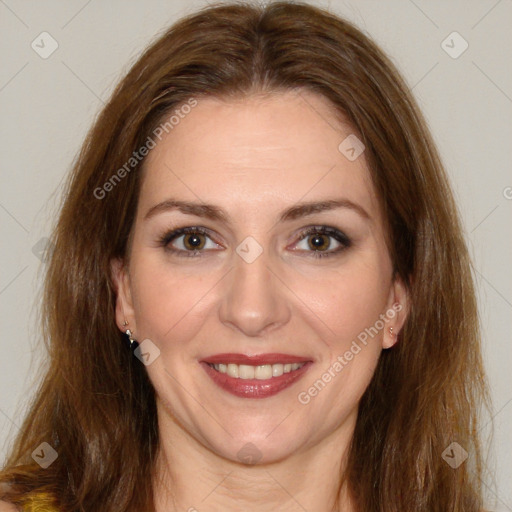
[202,353,312,365]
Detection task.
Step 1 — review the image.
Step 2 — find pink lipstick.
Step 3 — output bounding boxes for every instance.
[200,353,313,399]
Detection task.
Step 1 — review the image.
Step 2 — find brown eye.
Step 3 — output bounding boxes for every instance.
[293,226,352,259]
[159,226,222,257]
[307,233,331,251]
[183,232,206,251]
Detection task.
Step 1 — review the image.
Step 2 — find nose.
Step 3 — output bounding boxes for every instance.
[218,246,291,338]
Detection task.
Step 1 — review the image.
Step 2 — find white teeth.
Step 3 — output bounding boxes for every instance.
[227,363,239,378]
[239,365,255,379]
[272,364,284,377]
[209,361,307,379]
[255,365,273,380]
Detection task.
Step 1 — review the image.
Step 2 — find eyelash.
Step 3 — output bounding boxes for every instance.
[157,225,352,259]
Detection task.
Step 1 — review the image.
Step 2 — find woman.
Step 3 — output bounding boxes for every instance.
[0,1,491,511]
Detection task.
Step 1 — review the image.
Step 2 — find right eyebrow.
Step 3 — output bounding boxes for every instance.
[144,199,228,223]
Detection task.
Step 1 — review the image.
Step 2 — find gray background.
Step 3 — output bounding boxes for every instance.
[0,0,510,509]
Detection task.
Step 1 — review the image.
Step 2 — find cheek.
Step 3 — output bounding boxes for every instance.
[292,256,392,350]
[129,252,215,346]
[292,259,390,416]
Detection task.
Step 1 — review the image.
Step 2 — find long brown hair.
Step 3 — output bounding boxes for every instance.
[0,2,491,510]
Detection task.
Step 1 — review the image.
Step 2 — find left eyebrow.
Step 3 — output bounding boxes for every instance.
[279,199,370,222]
[143,198,370,223]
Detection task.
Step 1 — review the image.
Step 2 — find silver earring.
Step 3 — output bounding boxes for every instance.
[125,328,139,350]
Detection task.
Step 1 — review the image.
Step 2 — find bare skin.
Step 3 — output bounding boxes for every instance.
[0,502,18,512]
[111,90,408,511]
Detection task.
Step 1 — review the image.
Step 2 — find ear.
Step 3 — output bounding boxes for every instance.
[110,257,137,334]
[382,275,410,349]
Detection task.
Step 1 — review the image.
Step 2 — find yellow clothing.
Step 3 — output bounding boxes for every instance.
[20,494,58,512]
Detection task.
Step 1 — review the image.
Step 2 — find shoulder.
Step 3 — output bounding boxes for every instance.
[0,501,19,512]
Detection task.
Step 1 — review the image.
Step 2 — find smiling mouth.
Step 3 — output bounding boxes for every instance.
[201,359,313,399]
[207,361,307,380]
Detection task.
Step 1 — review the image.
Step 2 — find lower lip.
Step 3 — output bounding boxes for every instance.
[200,361,313,399]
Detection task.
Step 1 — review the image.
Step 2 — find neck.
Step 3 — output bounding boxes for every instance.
[152,398,357,512]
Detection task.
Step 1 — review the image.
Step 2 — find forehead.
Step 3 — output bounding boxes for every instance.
[138,90,379,223]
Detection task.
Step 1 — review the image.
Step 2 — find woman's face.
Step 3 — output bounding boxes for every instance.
[112,90,408,464]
